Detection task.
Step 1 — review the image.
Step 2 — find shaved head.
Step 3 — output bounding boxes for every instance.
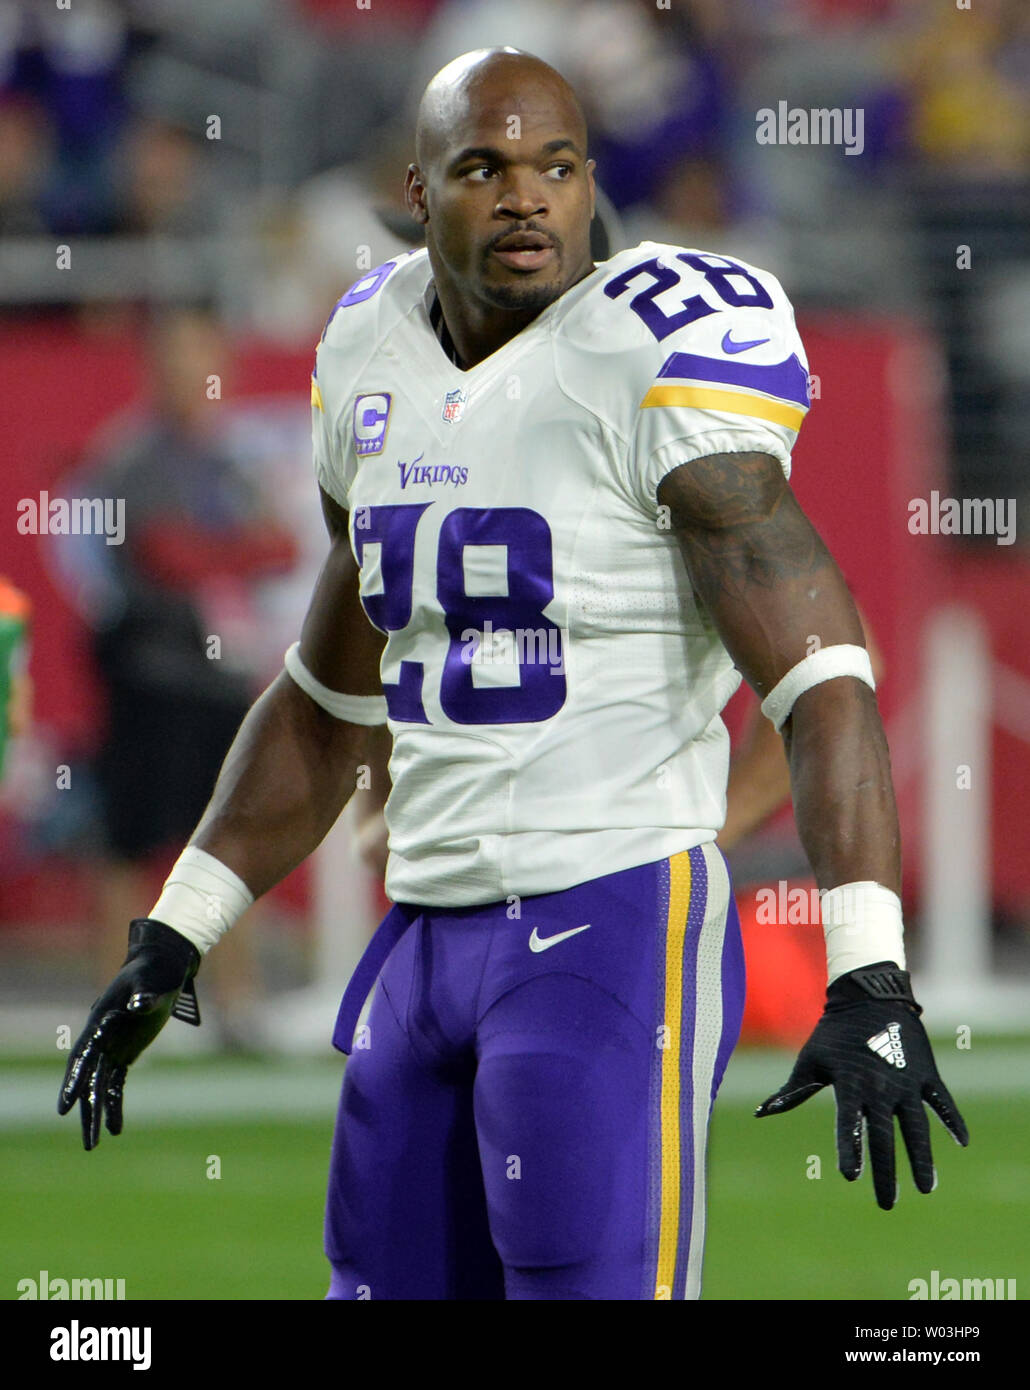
[405,46,597,365]
[414,47,588,173]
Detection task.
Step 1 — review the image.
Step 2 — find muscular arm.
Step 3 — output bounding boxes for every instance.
[56,490,389,1147]
[657,452,900,894]
[718,608,885,852]
[188,487,386,898]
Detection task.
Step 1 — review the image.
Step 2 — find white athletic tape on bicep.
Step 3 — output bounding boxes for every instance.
[284,642,387,725]
[760,644,874,733]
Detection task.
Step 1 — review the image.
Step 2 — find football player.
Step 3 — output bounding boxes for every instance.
[60,47,966,1300]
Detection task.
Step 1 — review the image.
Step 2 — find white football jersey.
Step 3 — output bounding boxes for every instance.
[311,242,810,906]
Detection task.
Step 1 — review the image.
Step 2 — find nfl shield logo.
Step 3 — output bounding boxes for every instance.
[442,388,469,424]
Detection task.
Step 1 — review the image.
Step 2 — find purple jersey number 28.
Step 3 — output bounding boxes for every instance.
[604,251,773,341]
[353,504,567,726]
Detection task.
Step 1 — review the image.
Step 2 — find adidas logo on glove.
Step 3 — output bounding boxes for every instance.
[867,1021,906,1068]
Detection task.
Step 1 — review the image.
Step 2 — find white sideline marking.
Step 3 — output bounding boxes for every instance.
[3,1047,1028,1129]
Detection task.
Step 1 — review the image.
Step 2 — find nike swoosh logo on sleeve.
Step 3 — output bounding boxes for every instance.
[721,332,771,354]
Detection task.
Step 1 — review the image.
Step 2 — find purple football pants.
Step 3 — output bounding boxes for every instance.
[324,841,745,1300]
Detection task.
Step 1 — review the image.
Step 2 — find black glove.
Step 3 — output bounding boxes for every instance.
[58,918,201,1150]
[755,961,968,1209]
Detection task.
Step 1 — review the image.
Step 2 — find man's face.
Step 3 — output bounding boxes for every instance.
[153,315,229,428]
[408,81,596,316]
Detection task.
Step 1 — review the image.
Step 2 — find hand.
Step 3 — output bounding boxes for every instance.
[755,961,968,1209]
[58,918,201,1150]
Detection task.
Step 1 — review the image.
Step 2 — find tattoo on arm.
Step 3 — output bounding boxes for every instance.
[656,452,863,697]
[660,452,829,598]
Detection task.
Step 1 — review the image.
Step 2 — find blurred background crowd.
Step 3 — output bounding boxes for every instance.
[1,0,1028,1050]
[2,0,1028,495]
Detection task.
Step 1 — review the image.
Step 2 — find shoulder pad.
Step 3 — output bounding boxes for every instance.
[316,247,429,361]
[556,240,808,442]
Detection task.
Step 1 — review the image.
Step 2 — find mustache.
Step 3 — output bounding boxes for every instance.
[484,224,561,253]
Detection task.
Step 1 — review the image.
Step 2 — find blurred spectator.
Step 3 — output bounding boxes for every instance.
[904,0,1029,180]
[1,0,129,233]
[897,0,1030,510]
[564,0,730,212]
[63,306,296,1046]
[108,115,219,235]
[0,94,53,234]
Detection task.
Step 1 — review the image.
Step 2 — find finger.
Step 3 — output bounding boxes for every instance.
[897,1099,935,1194]
[59,1011,118,1114]
[924,1082,970,1147]
[58,1044,93,1114]
[83,1051,110,1151]
[755,1056,824,1116]
[78,1076,97,1151]
[834,1089,864,1181]
[865,1104,897,1210]
[756,1078,824,1117]
[104,1065,126,1136]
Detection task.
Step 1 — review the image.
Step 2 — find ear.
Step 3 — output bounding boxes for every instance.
[405,164,429,225]
[586,157,597,220]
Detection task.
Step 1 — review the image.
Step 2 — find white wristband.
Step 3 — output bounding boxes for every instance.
[761,644,875,733]
[820,880,905,984]
[284,642,388,725]
[149,846,254,955]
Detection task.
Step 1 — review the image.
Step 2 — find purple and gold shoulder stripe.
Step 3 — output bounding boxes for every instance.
[640,351,810,432]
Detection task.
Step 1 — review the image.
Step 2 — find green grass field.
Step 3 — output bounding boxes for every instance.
[3,1044,1027,1301]
[704,1092,1027,1300]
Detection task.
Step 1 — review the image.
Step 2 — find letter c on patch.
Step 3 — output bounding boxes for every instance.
[353,393,392,456]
